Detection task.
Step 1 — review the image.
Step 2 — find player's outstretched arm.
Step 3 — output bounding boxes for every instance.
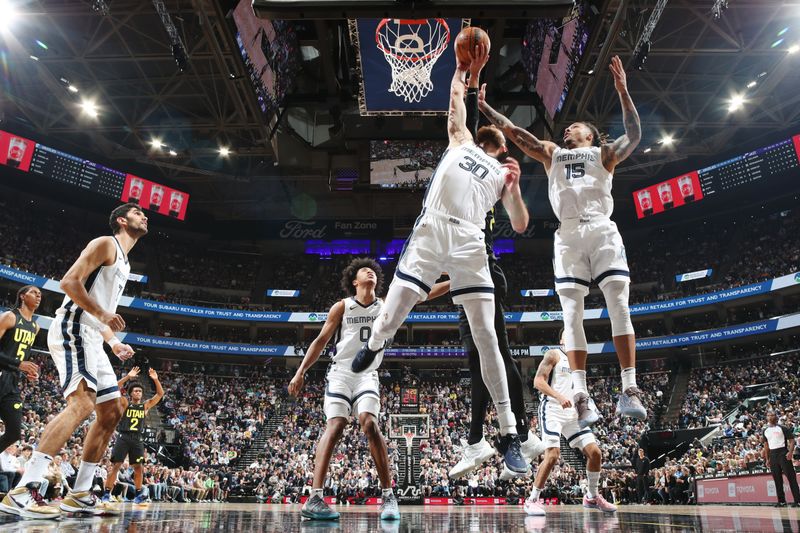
[478,84,557,165]
[533,350,572,409]
[602,55,641,172]
[145,368,165,410]
[288,300,345,397]
[500,157,529,233]
[425,280,451,302]
[447,66,472,148]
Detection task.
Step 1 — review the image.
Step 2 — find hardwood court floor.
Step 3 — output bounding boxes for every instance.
[0,502,799,532]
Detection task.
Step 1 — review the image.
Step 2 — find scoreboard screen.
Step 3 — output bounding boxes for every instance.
[634,134,800,219]
[0,130,189,220]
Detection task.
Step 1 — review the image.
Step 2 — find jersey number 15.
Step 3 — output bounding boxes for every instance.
[564,162,585,180]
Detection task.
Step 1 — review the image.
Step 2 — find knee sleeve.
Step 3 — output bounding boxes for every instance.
[601,280,635,337]
[557,289,588,351]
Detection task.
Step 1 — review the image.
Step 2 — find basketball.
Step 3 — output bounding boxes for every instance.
[455,26,490,67]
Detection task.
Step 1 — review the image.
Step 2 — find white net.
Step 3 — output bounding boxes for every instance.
[376,19,450,104]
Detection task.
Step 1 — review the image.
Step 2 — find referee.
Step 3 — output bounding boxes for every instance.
[762,410,800,508]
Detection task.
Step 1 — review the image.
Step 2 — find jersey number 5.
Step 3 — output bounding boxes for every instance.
[459,156,489,180]
[565,162,585,180]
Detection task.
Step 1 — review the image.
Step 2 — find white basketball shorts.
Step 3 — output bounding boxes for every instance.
[553,217,630,295]
[538,396,596,451]
[393,208,493,304]
[48,310,120,404]
[324,365,381,421]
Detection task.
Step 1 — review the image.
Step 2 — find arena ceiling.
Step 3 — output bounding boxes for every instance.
[1,0,799,222]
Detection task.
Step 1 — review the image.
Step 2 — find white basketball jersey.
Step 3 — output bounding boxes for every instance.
[547,146,614,221]
[542,349,573,402]
[56,237,130,330]
[332,297,383,371]
[423,143,506,227]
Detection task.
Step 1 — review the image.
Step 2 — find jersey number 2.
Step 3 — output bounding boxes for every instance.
[565,162,585,180]
[129,418,139,431]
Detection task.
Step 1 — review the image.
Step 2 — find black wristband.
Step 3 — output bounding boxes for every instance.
[467,88,478,94]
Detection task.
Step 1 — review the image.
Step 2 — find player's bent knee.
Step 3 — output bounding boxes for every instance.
[602,280,634,336]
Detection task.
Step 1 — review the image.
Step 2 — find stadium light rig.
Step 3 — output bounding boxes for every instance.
[0,0,18,34]
[80,99,98,118]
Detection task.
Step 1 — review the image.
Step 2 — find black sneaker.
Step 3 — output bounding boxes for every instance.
[351,342,386,373]
[775,502,787,508]
[496,434,528,474]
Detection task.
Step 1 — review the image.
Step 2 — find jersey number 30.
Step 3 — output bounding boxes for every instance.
[564,162,585,180]
[459,156,489,180]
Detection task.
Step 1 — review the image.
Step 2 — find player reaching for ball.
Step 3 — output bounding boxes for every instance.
[477,56,646,427]
[351,30,533,476]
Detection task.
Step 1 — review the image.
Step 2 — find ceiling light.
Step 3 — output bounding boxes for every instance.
[728,94,745,112]
[35,39,48,50]
[771,38,784,48]
[643,147,652,153]
[587,69,595,75]
[67,85,79,93]
[29,55,38,61]
[80,99,98,118]
[746,81,757,88]
[168,149,177,156]
[150,138,163,149]
[789,44,799,54]
[218,146,231,157]
[777,27,789,37]
[659,135,674,146]
[0,1,19,34]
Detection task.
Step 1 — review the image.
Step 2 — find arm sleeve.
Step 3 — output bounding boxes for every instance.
[466,88,479,139]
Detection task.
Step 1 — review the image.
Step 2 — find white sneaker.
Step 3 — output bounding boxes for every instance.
[520,431,546,463]
[499,463,529,481]
[524,497,546,516]
[60,490,120,516]
[448,438,496,479]
[0,483,61,520]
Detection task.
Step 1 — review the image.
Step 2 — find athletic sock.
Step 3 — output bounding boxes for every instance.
[17,451,52,488]
[73,461,98,493]
[310,488,323,500]
[587,471,601,499]
[381,488,393,498]
[572,370,588,396]
[621,367,637,392]
[529,485,542,501]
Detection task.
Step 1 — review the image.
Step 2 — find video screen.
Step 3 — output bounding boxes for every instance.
[633,171,703,219]
[369,139,448,189]
[232,0,300,116]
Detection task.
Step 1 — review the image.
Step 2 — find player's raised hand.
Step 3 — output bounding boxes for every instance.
[502,156,521,188]
[609,55,627,94]
[148,368,159,381]
[468,43,490,80]
[127,366,141,378]
[478,83,487,107]
[20,361,39,381]
[113,343,135,361]
[288,372,305,397]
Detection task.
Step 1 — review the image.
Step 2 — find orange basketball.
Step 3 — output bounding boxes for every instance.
[455,26,490,68]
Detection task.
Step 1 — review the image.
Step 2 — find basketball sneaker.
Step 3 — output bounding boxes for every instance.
[60,490,120,515]
[301,494,339,520]
[524,496,546,516]
[101,490,111,503]
[0,482,61,520]
[583,493,617,513]
[520,431,546,463]
[379,493,400,520]
[616,387,647,420]
[495,433,527,474]
[575,392,601,429]
[350,341,387,373]
[133,492,148,505]
[448,438,496,479]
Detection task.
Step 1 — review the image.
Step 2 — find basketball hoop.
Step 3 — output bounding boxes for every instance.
[376,18,450,103]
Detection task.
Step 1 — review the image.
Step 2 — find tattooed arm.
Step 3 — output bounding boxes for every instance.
[602,55,642,172]
[478,83,557,167]
[533,350,572,408]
